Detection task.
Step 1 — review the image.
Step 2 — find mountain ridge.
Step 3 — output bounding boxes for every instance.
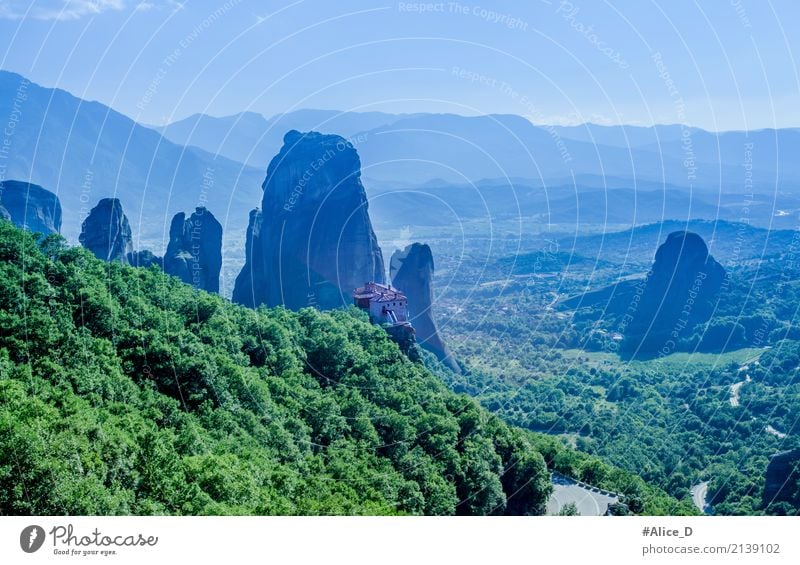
[0,70,263,249]
[152,106,800,189]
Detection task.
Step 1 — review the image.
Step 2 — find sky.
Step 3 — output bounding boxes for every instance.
[0,0,797,131]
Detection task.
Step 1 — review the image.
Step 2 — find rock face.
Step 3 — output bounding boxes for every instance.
[232,208,264,307]
[390,243,460,373]
[624,231,725,354]
[763,448,800,507]
[127,250,162,269]
[0,180,62,235]
[79,198,133,263]
[233,130,385,310]
[163,207,222,293]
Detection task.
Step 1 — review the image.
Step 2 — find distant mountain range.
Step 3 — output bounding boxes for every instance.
[0,70,262,246]
[558,219,798,268]
[156,108,800,191]
[367,179,800,231]
[4,68,800,253]
[151,109,424,169]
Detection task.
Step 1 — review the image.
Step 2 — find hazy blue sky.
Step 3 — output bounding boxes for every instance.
[0,0,797,130]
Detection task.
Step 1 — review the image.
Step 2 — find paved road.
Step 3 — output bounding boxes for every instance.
[546,475,617,516]
[729,375,751,407]
[691,481,709,513]
[766,425,787,439]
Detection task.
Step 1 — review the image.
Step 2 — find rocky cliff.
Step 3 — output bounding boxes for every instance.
[390,243,460,373]
[233,130,385,310]
[79,198,133,263]
[231,208,264,307]
[163,207,223,293]
[127,250,163,269]
[0,180,62,235]
[623,231,725,354]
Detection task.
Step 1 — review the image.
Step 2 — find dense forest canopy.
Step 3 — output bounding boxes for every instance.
[0,220,690,515]
[395,217,800,515]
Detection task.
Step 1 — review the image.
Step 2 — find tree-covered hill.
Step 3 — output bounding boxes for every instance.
[0,220,689,515]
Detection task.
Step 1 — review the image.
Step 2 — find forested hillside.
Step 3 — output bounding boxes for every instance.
[0,221,690,515]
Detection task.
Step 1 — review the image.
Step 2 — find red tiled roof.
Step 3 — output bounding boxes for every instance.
[353,282,407,302]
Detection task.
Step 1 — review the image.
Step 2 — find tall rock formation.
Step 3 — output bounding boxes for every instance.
[163,207,222,293]
[232,208,264,307]
[0,180,62,235]
[79,198,133,263]
[233,130,385,310]
[390,243,460,373]
[623,231,725,354]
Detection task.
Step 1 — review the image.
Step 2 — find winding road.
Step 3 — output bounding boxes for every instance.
[765,425,787,439]
[690,481,710,513]
[729,375,750,407]
[546,474,618,516]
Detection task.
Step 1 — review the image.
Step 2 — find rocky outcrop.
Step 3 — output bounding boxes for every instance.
[558,231,729,355]
[0,180,62,235]
[763,448,800,507]
[127,250,162,269]
[622,231,725,354]
[163,207,222,293]
[232,208,264,307]
[390,243,459,372]
[233,130,385,310]
[79,198,133,263]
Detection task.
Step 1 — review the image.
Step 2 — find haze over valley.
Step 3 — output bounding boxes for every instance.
[1,0,799,519]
